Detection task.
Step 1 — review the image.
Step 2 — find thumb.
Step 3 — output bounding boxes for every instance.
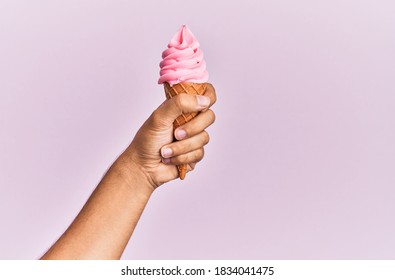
[154,94,210,126]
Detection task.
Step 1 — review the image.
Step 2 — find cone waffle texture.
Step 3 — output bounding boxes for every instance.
[164,82,207,180]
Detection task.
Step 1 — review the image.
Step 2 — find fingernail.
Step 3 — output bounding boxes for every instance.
[162,148,173,158]
[161,147,173,158]
[175,129,186,140]
[197,96,210,108]
[162,157,171,164]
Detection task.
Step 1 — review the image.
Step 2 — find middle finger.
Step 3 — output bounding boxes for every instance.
[174,109,216,140]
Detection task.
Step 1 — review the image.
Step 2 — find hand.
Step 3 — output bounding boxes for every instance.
[122,83,216,189]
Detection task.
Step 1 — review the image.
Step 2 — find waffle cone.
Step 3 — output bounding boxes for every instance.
[164,82,208,180]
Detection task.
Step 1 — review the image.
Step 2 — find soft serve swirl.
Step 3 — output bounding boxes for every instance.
[158,25,209,86]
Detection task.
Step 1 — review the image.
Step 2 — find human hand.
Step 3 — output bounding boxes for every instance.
[121,83,216,190]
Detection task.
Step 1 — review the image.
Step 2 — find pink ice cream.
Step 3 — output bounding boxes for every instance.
[158,25,209,86]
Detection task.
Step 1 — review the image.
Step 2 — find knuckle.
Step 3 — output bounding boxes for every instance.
[195,148,205,162]
[202,131,210,145]
[207,83,215,92]
[208,109,216,123]
[206,83,217,103]
[150,110,162,125]
[182,127,190,137]
[173,94,186,110]
[169,144,179,156]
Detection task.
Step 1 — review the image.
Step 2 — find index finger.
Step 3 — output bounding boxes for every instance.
[204,83,217,108]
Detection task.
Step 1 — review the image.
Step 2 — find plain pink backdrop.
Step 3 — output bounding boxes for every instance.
[1,0,394,259]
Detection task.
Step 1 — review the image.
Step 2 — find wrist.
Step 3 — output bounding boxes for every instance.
[112,151,156,196]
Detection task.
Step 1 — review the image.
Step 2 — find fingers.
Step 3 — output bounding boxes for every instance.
[154,94,211,126]
[153,83,216,180]
[162,148,205,165]
[152,83,217,127]
[161,130,208,166]
[161,131,209,159]
[153,162,197,185]
[204,83,217,108]
[174,109,215,140]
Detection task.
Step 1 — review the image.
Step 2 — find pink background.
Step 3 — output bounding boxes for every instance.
[1,1,394,259]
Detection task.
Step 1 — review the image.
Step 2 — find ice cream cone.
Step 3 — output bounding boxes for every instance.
[159,25,209,180]
[164,82,208,179]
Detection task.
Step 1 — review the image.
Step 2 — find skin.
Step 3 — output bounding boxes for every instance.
[40,84,217,260]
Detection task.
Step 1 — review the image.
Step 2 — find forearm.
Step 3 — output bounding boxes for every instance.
[41,154,154,259]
